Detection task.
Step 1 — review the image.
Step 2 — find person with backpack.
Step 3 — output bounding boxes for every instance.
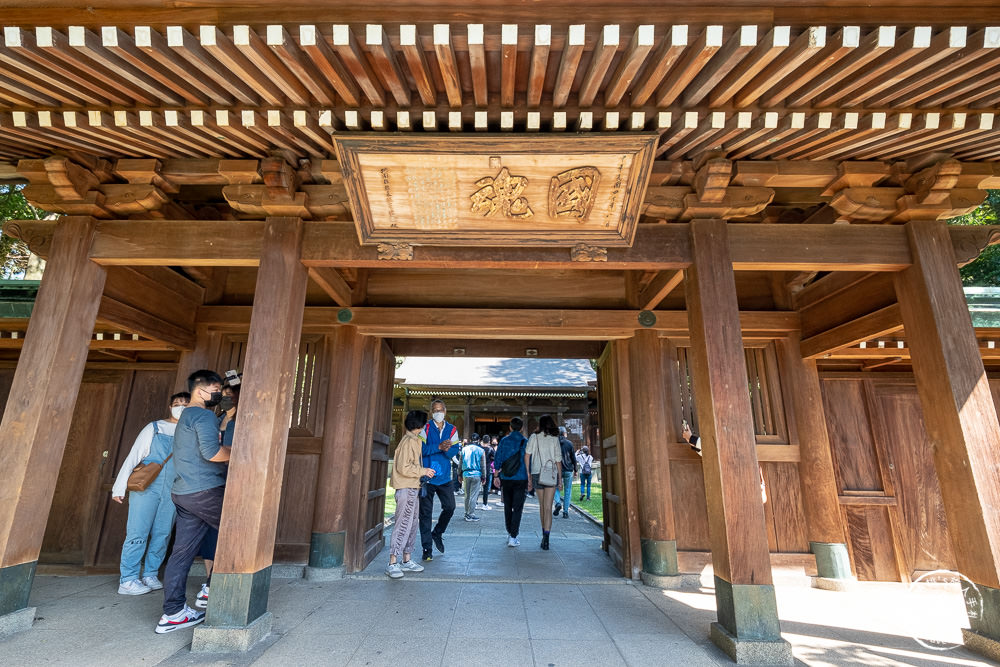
[525,414,562,550]
[111,391,190,596]
[480,436,496,511]
[494,417,528,547]
[577,446,594,501]
[460,434,485,522]
[552,426,576,518]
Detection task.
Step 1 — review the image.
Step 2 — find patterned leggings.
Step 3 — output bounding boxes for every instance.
[390,487,420,558]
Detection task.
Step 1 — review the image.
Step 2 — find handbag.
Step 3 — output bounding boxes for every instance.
[539,458,559,487]
[127,454,171,492]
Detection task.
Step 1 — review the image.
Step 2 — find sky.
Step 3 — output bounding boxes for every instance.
[394,357,596,387]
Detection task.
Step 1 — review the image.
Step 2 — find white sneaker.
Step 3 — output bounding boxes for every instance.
[155,605,205,634]
[399,560,424,573]
[118,579,152,595]
[195,583,209,609]
[386,562,403,579]
[141,575,163,590]
[508,536,520,547]
[481,504,492,511]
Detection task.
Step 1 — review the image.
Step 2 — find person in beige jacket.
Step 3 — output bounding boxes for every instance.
[387,410,437,579]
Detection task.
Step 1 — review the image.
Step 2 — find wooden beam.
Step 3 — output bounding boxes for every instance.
[196,306,800,339]
[638,269,684,310]
[308,266,353,307]
[215,216,307,583]
[389,338,602,359]
[97,295,195,350]
[0,216,106,579]
[894,219,1000,596]
[800,303,903,359]
[684,218,782,644]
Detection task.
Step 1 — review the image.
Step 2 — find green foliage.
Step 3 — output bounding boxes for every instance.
[0,185,43,278]
[948,190,1000,286]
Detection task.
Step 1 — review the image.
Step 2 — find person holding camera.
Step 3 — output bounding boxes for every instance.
[386,410,436,579]
[111,391,190,596]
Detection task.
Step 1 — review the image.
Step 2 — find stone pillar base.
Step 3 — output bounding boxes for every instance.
[304,565,345,581]
[640,571,692,589]
[308,531,346,570]
[0,606,35,638]
[710,622,793,665]
[810,542,852,579]
[963,628,1000,663]
[640,538,679,578]
[192,611,272,653]
[811,575,858,592]
[206,567,271,628]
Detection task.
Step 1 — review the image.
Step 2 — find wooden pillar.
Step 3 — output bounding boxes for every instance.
[305,325,367,578]
[685,219,792,664]
[893,219,1000,654]
[194,217,307,651]
[778,337,852,587]
[0,217,105,635]
[173,328,222,393]
[629,329,680,583]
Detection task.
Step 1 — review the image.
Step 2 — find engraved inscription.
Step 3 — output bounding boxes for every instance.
[405,168,456,228]
[470,166,534,219]
[548,167,601,221]
[379,167,395,223]
[604,156,626,227]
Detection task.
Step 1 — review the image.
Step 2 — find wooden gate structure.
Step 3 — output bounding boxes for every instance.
[0,1,1000,662]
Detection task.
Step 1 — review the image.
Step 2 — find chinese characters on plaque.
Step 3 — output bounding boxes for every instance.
[470,163,601,222]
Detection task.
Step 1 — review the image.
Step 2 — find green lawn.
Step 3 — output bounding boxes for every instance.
[385,479,604,523]
[569,480,603,523]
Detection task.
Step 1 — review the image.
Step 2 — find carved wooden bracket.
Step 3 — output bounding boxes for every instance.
[570,244,608,262]
[951,225,1000,267]
[376,242,414,260]
[2,220,51,257]
[641,185,773,220]
[693,157,733,204]
[904,159,962,206]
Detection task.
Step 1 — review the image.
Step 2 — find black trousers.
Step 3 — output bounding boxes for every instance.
[482,474,493,505]
[419,479,456,551]
[163,486,224,615]
[501,479,528,538]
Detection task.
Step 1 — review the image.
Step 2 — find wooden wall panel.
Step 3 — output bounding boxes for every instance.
[92,369,176,569]
[41,371,129,566]
[821,379,884,492]
[761,462,809,553]
[273,453,319,563]
[670,461,711,551]
[873,387,955,574]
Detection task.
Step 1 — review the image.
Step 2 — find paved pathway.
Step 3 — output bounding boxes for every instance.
[1,489,994,666]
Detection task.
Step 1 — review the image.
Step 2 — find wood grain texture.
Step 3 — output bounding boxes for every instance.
[684,218,772,586]
[894,219,1000,589]
[610,340,643,580]
[215,216,308,575]
[0,216,106,569]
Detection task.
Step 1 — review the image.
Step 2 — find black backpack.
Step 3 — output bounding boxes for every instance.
[500,437,526,477]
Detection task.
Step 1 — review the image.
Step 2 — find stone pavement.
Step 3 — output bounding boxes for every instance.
[1,490,995,666]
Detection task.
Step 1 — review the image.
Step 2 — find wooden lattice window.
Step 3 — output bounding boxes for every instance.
[220,334,325,436]
[675,342,788,443]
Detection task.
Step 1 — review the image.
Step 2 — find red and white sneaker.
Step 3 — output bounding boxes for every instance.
[155,605,205,634]
[195,583,209,609]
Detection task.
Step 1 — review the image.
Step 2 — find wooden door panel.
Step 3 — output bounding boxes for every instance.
[761,462,809,553]
[41,371,130,566]
[670,461,710,551]
[845,506,898,581]
[821,380,884,492]
[874,388,955,575]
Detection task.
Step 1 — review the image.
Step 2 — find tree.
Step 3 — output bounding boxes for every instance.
[948,190,1000,286]
[0,185,45,278]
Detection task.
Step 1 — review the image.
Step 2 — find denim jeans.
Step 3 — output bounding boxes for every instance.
[552,471,574,510]
[579,473,592,499]
[119,486,176,584]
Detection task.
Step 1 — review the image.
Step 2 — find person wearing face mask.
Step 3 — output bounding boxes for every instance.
[156,370,231,634]
[418,399,461,561]
[111,392,190,596]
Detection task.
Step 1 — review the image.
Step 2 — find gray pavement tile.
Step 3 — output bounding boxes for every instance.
[346,634,446,667]
[459,582,523,604]
[255,633,363,667]
[581,583,651,606]
[612,635,730,667]
[530,639,627,666]
[521,584,587,606]
[451,601,528,638]
[526,603,608,640]
[366,600,456,636]
[443,637,533,666]
[593,603,688,638]
[308,599,392,635]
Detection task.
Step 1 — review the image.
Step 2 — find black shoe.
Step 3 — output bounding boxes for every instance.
[541,534,550,550]
[422,548,433,562]
[563,512,569,518]
[432,533,445,553]
[554,503,562,515]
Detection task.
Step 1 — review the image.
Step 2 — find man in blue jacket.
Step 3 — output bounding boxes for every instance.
[495,417,529,547]
[418,399,461,561]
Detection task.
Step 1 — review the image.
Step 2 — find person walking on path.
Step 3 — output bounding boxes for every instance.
[495,417,528,547]
[386,410,436,579]
[552,426,576,519]
[156,370,230,634]
[525,415,562,551]
[419,399,461,561]
[480,438,496,510]
[461,435,486,522]
[577,446,594,501]
[111,392,190,596]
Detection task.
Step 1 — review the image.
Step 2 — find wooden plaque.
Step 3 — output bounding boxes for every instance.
[332,133,657,247]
